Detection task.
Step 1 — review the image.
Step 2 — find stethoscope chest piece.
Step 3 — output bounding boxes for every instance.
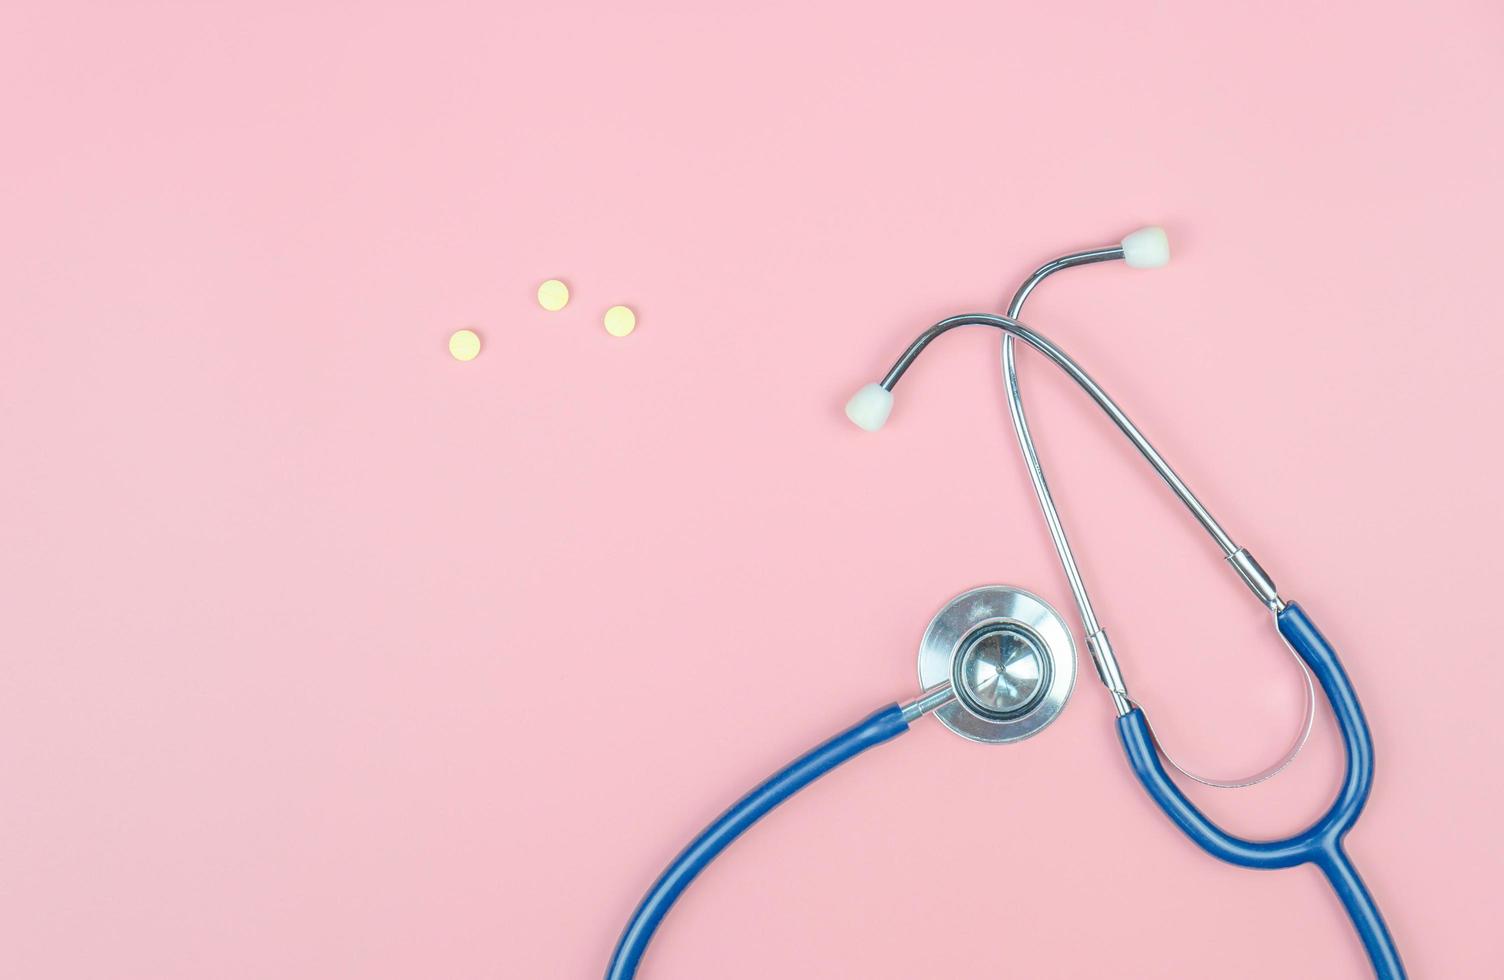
[917,586,1076,744]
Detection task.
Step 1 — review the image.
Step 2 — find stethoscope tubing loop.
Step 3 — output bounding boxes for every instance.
[1119,602,1403,978]
[1118,603,1374,867]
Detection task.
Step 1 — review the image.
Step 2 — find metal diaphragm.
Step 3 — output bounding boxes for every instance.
[916,586,1076,744]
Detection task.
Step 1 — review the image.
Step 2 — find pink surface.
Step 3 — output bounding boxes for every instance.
[3,2,1503,977]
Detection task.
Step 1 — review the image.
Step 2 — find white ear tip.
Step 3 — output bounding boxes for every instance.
[845,383,894,432]
[1121,226,1170,269]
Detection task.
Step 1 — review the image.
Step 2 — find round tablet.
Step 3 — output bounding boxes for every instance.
[537,279,570,311]
[603,305,636,337]
[448,328,482,361]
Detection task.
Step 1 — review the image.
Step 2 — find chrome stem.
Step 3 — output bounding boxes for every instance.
[901,683,958,722]
[1002,248,1131,712]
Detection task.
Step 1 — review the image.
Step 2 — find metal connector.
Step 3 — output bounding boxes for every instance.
[1086,628,1133,716]
[1228,548,1284,613]
[901,683,958,722]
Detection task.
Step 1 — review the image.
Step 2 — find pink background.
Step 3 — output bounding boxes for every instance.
[3,2,1503,977]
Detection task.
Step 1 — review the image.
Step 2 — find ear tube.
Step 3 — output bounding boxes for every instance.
[848,229,1170,433]
[848,312,1241,559]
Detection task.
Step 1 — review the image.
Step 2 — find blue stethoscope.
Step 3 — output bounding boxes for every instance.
[605,228,1405,979]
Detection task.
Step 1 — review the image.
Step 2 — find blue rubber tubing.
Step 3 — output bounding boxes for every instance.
[604,703,910,980]
[1117,602,1405,978]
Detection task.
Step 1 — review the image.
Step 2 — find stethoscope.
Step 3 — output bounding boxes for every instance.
[604,229,1405,979]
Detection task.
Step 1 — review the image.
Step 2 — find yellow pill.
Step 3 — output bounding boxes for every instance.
[603,305,636,338]
[537,279,570,311]
[448,328,482,361]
